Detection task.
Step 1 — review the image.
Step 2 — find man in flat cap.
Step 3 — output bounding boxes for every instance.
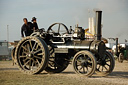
[32,17,39,31]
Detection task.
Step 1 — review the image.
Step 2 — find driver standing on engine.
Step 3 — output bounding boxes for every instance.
[32,17,39,32]
[21,18,33,37]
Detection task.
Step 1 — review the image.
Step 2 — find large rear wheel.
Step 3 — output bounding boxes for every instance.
[15,36,49,74]
[11,47,16,65]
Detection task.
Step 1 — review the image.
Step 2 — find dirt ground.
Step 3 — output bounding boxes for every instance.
[0,60,128,85]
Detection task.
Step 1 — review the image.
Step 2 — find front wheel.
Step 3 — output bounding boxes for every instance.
[72,50,97,77]
[118,53,124,63]
[95,51,115,76]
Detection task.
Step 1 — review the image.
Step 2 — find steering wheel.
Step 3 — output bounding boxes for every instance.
[47,23,69,36]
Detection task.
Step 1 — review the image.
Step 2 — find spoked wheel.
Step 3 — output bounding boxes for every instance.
[45,46,69,73]
[11,47,16,65]
[118,53,124,63]
[11,47,16,61]
[15,36,49,74]
[72,51,97,77]
[95,51,115,76]
[47,23,69,36]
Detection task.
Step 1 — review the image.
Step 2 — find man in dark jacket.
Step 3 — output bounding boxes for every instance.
[21,18,33,37]
[32,17,39,31]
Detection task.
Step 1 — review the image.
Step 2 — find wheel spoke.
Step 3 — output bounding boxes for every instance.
[86,66,88,72]
[87,59,92,64]
[106,63,110,66]
[23,59,31,68]
[35,44,39,50]
[49,59,54,62]
[106,59,110,62]
[86,57,90,60]
[103,66,109,71]
[49,56,55,59]
[33,49,42,54]
[76,59,81,62]
[48,62,53,67]
[23,51,28,55]
[22,46,29,52]
[29,40,32,49]
[37,52,44,56]
[32,42,37,52]
[84,57,90,63]
[34,56,42,60]
[27,44,30,52]
[84,54,88,59]
[32,59,38,67]
[20,56,27,58]
[77,61,81,66]
[36,59,40,66]
[101,66,104,72]
[78,66,83,71]
[31,60,34,70]
[54,65,57,70]
[23,57,29,62]
[83,67,86,73]
[76,60,81,65]
[98,65,101,70]
[58,24,60,33]
[87,63,92,68]
[50,29,55,33]
[29,60,31,70]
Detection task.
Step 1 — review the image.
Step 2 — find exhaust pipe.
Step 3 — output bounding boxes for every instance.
[115,38,118,56]
[95,11,102,41]
[90,11,106,57]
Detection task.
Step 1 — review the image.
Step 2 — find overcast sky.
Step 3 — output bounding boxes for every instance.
[0,0,128,43]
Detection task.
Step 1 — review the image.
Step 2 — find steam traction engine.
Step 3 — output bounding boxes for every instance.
[13,11,115,77]
[110,38,128,63]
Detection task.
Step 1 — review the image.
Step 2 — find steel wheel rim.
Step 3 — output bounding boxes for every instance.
[16,37,47,74]
[96,52,113,73]
[73,51,96,76]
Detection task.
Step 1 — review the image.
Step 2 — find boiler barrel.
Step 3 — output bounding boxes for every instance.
[54,40,92,49]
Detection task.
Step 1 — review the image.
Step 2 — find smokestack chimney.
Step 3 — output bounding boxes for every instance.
[115,38,118,55]
[95,11,102,41]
